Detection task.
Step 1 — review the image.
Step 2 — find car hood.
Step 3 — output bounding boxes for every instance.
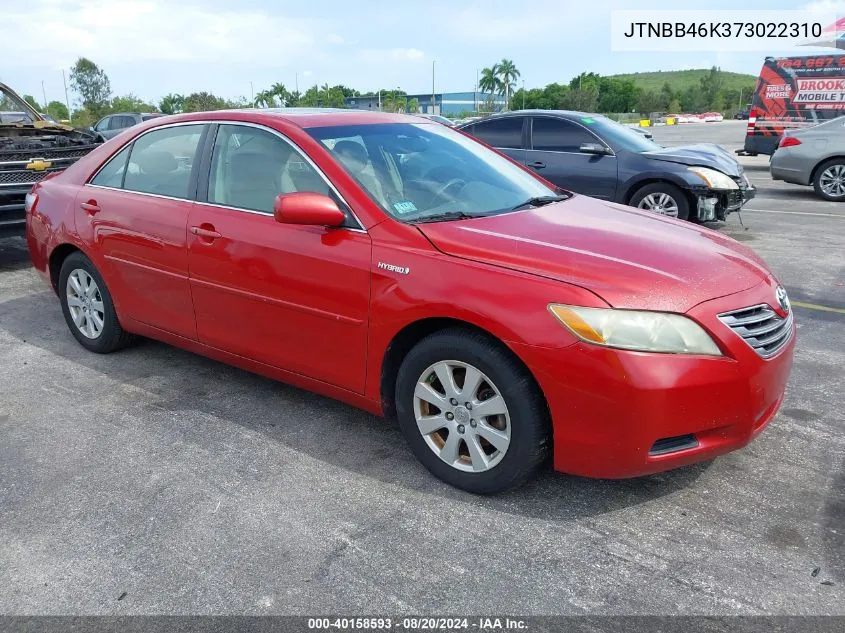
[416,198,774,313]
[641,143,742,177]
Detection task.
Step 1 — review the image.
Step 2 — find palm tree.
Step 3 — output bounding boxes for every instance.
[270,82,289,107]
[478,66,500,95]
[253,89,276,108]
[496,59,520,110]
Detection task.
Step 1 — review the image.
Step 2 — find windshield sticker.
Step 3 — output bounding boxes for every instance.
[581,117,596,124]
[393,200,417,214]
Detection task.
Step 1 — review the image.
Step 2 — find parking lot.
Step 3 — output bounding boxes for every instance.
[0,120,842,615]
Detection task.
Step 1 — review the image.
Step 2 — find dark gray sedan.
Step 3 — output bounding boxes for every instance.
[91,112,164,140]
[458,110,755,222]
[770,116,845,201]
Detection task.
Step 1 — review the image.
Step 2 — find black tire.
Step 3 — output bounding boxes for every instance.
[395,328,551,494]
[58,251,135,353]
[813,158,845,202]
[629,182,691,221]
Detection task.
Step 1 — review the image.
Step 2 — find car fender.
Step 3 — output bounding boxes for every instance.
[617,169,705,204]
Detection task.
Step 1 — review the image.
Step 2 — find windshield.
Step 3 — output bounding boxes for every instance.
[307,122,558,222]
[580,116,662,153]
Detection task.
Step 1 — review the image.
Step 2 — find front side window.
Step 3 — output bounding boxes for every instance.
[307,122,559,222]
[94,117,111,132]
[578,116,662,153]
[122,125,204,199]
[531,117,599,153]
[469,117,524,149]
[207,124,331,214]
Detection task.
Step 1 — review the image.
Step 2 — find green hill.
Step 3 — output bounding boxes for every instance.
[609,69,757,93]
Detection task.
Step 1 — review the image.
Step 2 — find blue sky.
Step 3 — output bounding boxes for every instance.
[2,0,842,107]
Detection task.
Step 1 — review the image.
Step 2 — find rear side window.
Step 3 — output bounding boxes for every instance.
[531,117,597,152]
[121,125,204,199]
[470,117,523,149]
[90,145,132,188]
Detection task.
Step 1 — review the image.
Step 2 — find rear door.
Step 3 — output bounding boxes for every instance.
[186,123,372,392]
[526,116,617,199]
[465,116,527,165]
[78,122,208,338]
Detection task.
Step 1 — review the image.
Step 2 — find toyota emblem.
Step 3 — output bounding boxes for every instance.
[775,286,790,314]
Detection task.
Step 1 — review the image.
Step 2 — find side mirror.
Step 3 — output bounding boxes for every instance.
[273,192,346,227]
[579,142,609,155]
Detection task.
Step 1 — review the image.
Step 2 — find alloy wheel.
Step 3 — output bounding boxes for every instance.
[66,268,105,339]
[638,192,680,217]
[413,360,511,473]
[819,164,845,198]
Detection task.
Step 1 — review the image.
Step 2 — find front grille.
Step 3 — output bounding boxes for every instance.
[0,168,62,185]
[0,145,98,163]
[718,304,793,358]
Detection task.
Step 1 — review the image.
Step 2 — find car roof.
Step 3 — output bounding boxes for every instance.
[146,108,425,130]
[457,110,603,125]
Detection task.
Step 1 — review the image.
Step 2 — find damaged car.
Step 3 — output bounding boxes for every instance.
[458,110,755,222]
[1,82,102,236]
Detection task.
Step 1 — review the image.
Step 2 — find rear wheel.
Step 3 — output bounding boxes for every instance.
[395,329,550,494]
[58,252,135,353]
[814,159,845,201]
[629,182,690,221]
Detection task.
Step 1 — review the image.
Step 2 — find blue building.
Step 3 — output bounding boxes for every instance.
[344,91,505,116]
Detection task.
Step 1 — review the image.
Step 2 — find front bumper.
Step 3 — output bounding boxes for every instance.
[513,280,795,479]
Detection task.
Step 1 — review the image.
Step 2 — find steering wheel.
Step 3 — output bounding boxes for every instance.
[430,177,467,206]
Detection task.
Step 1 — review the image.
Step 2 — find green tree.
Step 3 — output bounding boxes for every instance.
[478,67,501,95]
[569,72,601,92]
[597,77,640,113]
[406,97,420,113]
[699,66,724,109]
[159,93,186,115]
[270,82,290,107]
[184,92,227,112]
[109,93,157,113]
[46,100,69,121]
[253,89,278,108]
[563,87,599,112]
[69,57,112,117]
[23,95,42,111]
[636,90,665,115]
[667,98,682,113]
[496,59,520,109]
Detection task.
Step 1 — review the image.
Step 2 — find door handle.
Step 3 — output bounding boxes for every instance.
[528,161,546,169]
[80,201,101,215]
[190,225,222,240]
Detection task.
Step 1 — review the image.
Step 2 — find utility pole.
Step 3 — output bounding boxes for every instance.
[62,69,71,122]
[475,68,479,113]
[41,81,47,110]
[295,72,299,94]
[431,59,436,115]
[522,79,525,110]
[378,89,381,111]
[738,87,743,110]
[250,81,254,104]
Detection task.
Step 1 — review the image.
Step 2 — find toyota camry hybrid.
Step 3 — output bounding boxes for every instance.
[26,109,795,494]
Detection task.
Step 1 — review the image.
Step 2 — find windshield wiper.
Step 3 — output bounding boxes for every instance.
[509,194,569,211]
[409,211,479,224]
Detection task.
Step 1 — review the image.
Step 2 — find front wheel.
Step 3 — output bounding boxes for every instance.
[814,159,845,201]
[395,329,550,494]
[630,182,691,221]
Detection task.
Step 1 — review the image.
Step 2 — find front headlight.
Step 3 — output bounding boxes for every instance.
[688,167,739,190]
[548,304,722,356]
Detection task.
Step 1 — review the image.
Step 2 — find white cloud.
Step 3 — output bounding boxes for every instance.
[327,34,345,45]
[302,70,313,77]
[356,48,426,63]
[4,0,319,69]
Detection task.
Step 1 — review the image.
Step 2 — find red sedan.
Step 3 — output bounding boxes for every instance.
[26,109,795,494]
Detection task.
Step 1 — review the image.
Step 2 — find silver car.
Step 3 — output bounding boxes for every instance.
[770,116,845,201]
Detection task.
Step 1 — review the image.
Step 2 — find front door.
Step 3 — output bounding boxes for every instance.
[77,123,208,339]
[527,116,618,199]
[187,123,372,393]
